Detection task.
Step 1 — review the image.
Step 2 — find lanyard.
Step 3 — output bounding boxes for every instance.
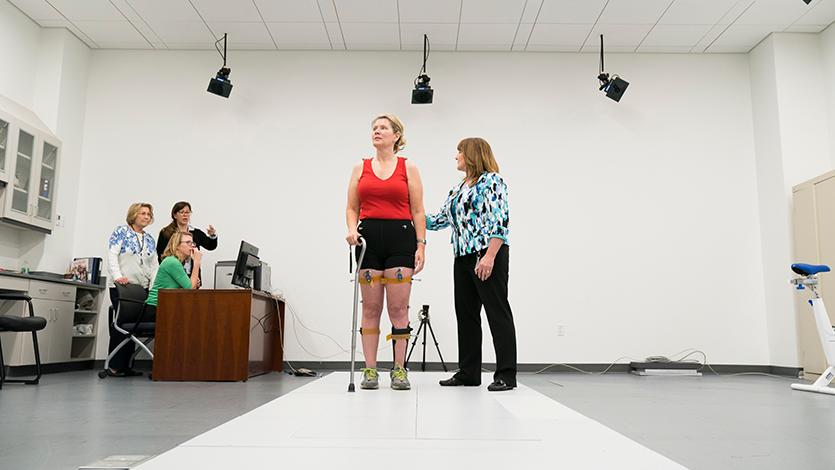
[133,230,145,265]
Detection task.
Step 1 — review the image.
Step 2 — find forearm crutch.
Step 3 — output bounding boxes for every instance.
[348,237,366,392]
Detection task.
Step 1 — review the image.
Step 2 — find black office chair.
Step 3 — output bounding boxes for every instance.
[98,283,155,379]
[0,293,47,390]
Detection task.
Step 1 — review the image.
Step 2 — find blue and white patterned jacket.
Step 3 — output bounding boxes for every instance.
[106,225,159,288]
[426,172,510,257]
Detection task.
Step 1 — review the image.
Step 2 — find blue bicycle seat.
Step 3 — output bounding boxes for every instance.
[791,263,831,276]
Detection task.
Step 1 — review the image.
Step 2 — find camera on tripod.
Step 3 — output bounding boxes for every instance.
[406,304,448,372]
[418,304,429,320]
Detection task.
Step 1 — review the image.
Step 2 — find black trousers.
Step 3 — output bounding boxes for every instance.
[452,244,517,386]
[107,288,135,371]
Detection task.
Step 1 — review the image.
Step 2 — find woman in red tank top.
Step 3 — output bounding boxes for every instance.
[346,114,426,390]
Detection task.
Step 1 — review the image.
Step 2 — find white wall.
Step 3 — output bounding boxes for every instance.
[76,49,771,365]
[0,1,90,273]
[820,24,835,168]
[748,32,835,367]
[0,0,40,267]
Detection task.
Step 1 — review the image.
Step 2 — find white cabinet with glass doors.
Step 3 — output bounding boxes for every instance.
[0,97,61,233]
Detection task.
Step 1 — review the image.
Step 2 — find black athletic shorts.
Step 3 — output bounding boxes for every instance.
[356,218,416,270]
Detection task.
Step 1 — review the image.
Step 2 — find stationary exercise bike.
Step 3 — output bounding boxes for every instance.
[790,263,835,395]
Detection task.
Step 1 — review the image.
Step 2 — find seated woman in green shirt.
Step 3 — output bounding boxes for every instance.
[146,231,203,311]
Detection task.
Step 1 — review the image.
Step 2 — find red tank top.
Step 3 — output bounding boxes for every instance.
[357,157,412,220]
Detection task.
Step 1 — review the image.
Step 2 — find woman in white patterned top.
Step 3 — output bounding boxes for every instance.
[103,202,159,376]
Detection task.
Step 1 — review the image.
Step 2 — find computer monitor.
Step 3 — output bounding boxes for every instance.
[232,241,261,289]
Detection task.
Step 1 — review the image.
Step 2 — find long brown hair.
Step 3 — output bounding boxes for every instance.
[458,137,499,183]
[161,201,192,240]
[162,231,192,261]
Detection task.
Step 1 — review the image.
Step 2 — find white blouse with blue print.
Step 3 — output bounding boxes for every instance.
[106,225,159,288]
[426,172,510,257]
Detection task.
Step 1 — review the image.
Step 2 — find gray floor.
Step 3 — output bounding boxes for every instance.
[0,370,832,470]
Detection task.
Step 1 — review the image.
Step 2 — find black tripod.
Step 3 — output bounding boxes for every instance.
[405,305,448,372]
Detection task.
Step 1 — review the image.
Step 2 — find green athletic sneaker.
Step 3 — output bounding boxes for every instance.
[390,366,411,390]
[361,368,379,389]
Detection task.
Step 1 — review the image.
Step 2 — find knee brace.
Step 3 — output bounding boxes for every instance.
[382,268,412,285]
[359,271,383,285]
[385,325,412,343]
[359,327,380,336]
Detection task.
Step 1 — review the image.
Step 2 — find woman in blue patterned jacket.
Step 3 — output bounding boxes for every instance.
[103,202,159,377]
[426,137,517,391]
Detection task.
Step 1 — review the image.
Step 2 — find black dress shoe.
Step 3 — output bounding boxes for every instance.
[487,379,516,391]
[439,376,479,387]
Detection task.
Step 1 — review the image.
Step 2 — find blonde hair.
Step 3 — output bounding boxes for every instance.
[126,203,154,226]
[162,231,192,260]
[372,114,406,153]
[458,137,499,182]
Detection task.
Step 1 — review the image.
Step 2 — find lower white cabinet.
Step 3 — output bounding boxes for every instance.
[0,275,103,366]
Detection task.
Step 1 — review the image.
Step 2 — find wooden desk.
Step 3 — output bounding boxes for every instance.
[152,289,284,381]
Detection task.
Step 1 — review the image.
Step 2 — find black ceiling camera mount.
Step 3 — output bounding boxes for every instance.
[207,33,232,98]
[411,34,433,104]
[597,34,629,103]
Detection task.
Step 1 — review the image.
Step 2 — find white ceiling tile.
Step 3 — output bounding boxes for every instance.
[512,22,534,47]
[457,23,517,50]
[706,45,752,53]
[95,41,154,49]
[165,42,216,50]
[334,0,398,23]
[123,0,200,22]
[37,18,71,28]
[325,22,346,49]
[399,0,460,23]
[151,21,216,43]
[8,0,63,20]
[525,44,583,51]
[793,0,835,26]
[636,45,694,53]
[460,0,525,24]
[519,0,543,23]
[589,24,654,46]
[317,0,338,22]
[658,0,738,25]
[341,22,399,49]
[784,24,827,32]
[266,22,331,49]
[73,21,147,43]
[225,43,277,50]
[580,44,638,53]
[400,23,458,50]
[536,0,607,24]
[707,24,780,50]
[190,0,261,22]
[735,0,810,26]
[641,24,713,47]
[112,0,162,44]
[527,23,591,48]
[47,0,124,21]
[598,0,672,25]
[255,0,323,22]
[207,22,274,45]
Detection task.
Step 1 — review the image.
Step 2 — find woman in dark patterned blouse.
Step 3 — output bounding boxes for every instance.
[427,137,517,392]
